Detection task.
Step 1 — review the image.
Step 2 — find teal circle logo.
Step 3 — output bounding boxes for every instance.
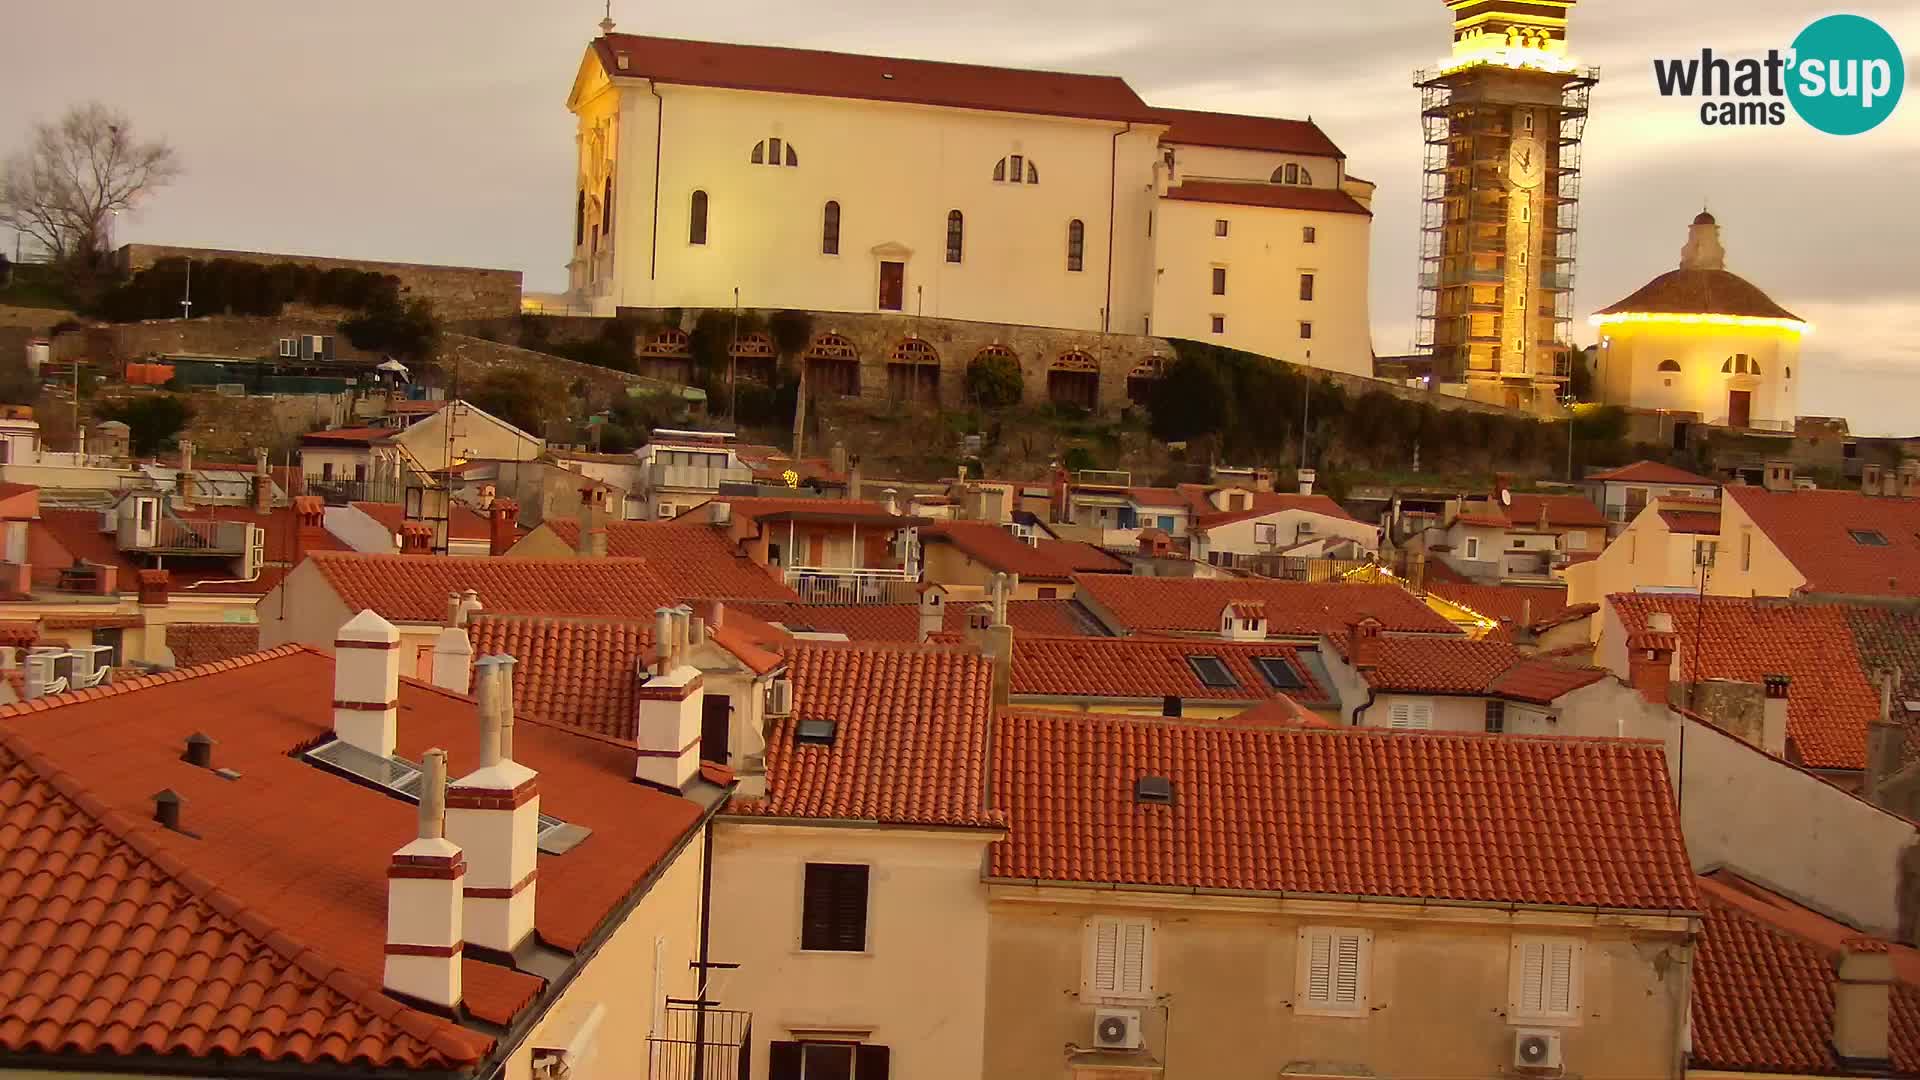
[1787,14,1904,135]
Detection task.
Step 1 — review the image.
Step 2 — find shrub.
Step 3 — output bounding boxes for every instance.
[340,297,439,362]
[965,352,1024,409]
[94,394,194,456]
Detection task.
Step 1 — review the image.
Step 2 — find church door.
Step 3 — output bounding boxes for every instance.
[878,261,905,311]
[1728,389,1752,428]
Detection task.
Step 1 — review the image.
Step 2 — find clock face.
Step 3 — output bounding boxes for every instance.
[1509,136,1544,189]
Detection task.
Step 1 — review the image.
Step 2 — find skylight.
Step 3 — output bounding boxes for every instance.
[796,718,838,745]
[1253,656,1304,690]
[1185,655,1238,689]
[1135,775,1174,805]
[303,738,590,855]
[1849,529,1891,546]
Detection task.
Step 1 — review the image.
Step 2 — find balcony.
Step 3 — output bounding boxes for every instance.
[783,566,922,605]
[648,462,752,492]
[646,1000,751,1080]
[132,517,255,557]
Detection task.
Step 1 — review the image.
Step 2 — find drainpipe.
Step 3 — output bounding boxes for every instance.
[1104,122,1132,334]
[649,82,664,282]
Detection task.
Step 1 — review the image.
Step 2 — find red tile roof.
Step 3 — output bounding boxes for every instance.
[1609,594,1881,770]
[0,647,710,1069]
[1120,487,1192,509]
[1218,697,1338,729]
[1010,635,1333,705]
[1728,485,1920,598]
[729,643,1002,828]
[469,615,651,740]
[732,598,1107,641]
[1507,493,1609,529]
[164,623,261,667]
[1585,461,1717,485]
[1154,107,1344,158]
[677,495,906,524]
[595,34,1159,123]
[304,552,693,623]
[1075,574,1458,638]
[539,520,799,601]
[351,500,495,542]
[1164,181,1372,217]
[1659,509,1722,534]
[0,621,39,648]
[35,506,344,597]
[1692,873,1920,1074]
[1597,267,1803,322]
[1193,491,1359,530]
[923,521,1123,582]
[300,426,396,446]
[1341,635,1608,704]
[989,714,1700,910]
[1425,582,1571,631]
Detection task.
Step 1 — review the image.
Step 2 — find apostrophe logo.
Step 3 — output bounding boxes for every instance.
[1651,13,1903,134]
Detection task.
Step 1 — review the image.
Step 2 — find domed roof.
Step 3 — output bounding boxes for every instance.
[1596,268,1802,322]
[1693,210,1717,226]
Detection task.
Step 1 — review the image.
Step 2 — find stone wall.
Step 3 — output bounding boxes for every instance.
[53,312,378,366]
[115,243,522,320]
[435,333,686,403]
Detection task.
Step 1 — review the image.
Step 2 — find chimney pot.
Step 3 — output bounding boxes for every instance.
[494,655,519,762]
[446,661,539,954]
[446,592,463,628]
[472,656,506,768]
[151,789,186,832]
[181,732,214,769]
[1833,945,1895,1065]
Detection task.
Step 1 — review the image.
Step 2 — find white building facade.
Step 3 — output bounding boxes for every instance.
[566,32,1375,376]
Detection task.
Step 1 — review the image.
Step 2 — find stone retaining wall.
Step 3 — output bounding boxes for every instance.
[115,244,521,320]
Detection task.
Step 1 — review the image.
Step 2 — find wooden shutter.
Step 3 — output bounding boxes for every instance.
[834,866,869,950]
[802,864,869,951]
[768,1041,803,1080]
[1119,920,1149,995]
[1333,933,1362,1004]
[1305,929,1333,1003]
[1518,940,1547,1014]
[854,1044,891,1080]
[1090,918,1120,993]
[1088,918,1150,998]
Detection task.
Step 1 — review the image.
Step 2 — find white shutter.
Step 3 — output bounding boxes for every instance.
[1389,701,1412,729]
[1119,920,1149,995]
[1389,701,1432,730]
[1513,937,1579,1020]
[651,935,667,1034]
[1333,933,1362,1004]
[1546,941,1575,1014]
[1519,940,1546,1014]
[1090,919,1121,994]
[1306,929,1333,1003]
[1087,917,1151,1000]
[1299,927,1369,1015]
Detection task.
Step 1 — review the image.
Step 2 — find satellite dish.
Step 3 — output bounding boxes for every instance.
[1499,489,1513,507]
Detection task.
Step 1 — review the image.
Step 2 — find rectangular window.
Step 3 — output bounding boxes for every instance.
[1302,225,1317,244]
[1299,273,1315,301]
[1210,315,1225,335]
[1158,515,1175,531]
[1147,210,1154,237]
[1254,656,1304,690]
[1694,540,1717,567]
[1563,530,1587,551]
[800,863,869,952]
[1186,655,1238,689]
[1214,219,1229,237]
[1388,699,1433,730]
[1485,699,1506,734]
[1255,523,1278,545]
[1211,267,1227,295]
[1510,937,1583,1023]
[769,1042,891,1080]
[1297,927,1371,1017]
[1465,536,1481,560]
[1742,530,1753,570]
[1038,586,1057,599]
[321,462,335,481]
[1085,917,1153,1000]
[1299,321,1313,340]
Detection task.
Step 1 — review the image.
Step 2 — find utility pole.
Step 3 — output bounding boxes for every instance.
[179,258,193,319]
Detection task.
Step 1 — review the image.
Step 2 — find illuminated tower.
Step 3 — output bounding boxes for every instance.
[1414,1,1597,412]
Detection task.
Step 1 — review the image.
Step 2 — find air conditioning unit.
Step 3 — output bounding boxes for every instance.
[1513,1029,1562,1071]
[1092,1008,1142,1051]
[766,677,793,717]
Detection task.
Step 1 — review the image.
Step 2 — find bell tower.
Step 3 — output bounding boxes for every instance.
[1414,0,1597,413]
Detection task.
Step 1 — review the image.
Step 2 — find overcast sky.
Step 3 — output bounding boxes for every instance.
[7,1,1918,433]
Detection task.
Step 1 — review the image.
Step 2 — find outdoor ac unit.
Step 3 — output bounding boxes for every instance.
[1513,1029,1563,1071]
[1092,1008,1142,1051]
[766,678,793,717]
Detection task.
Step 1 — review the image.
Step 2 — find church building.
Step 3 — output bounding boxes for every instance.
[564,29,1376,377]
[1590,212,1807,431]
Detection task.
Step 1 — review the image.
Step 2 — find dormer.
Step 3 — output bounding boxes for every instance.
[1213,487,1256,513]
[1220,601,1267,641]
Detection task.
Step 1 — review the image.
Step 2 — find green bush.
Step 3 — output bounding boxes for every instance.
[92,258,403,322]
[340,297,439,362]
[965,352,1024,408]
[95,394,195,456]
[768,309,814,357]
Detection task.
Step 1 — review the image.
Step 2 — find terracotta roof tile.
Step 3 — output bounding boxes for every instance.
[1597,267,1803,322]
[306,552,701,623]
[1194,492,1359,530]
[1659,509,1722,534]
[1426,582,1571,631]
[730,643,1001,827]
[1164,181,1372,216]
[922,521,1122,582]
[35,506,343,597]
[1010,635,1333,705]
[1338,635,1608,704]
[468,615,652,740]
[1507,493,1608,529]
[540,520,800,601]
[1727,485,1920,598]
[989,713,1699,910]
[1033,537,1130,574]
[1076,575,1458,638]
[1155,107,1343,157]
[1585,461,1718,485]
[350,500,495,542]
[0,621,39,648]
[676,495,907,524]
[164,623,261,667]
[732,599,1106,641]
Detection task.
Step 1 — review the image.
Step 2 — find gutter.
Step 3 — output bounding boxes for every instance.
[982,875,1703,922]
[1103,122,1131,333]
[649,82,664,282]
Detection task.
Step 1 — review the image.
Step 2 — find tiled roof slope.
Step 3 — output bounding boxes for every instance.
[1610,594,1880,770]
[1155,107,1343,157]
[990,713,1699,910]
[594,33,1159,124]
[1659,509,1721,534]
[469,615,652,740]
[1337,635,1608,704]
[1692,874,1920,1074]
[1426,582,1571,631]
[730,643,1001,828]
[1844,605,1920,767]
[733,598,1107,641]
[1586,461,1717,485]
[541,520,799,600]
[307,552,692,623]
[1076,575,1458,638]
[36,506,344,596]
[1597,267,1803,322]
[1010,635,1332,705]
[675,495,904,524]
[1728,485,1920,598]
[1193,492,1359,530]
[164,623,261,667]
[351,501,495,542]
[0,647,705,1050]
[1507,493,1608,529]
[1163,182,1372,217]
[923,521,1123,582]
[0,662,490,1070]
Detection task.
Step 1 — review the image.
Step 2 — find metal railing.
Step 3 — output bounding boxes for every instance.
[784,566,922,605]
[647,1000,751,1080]
[648,462,753,492]
[304,473,405,506]
[144,516,252,555]
[1213,552,1426,591]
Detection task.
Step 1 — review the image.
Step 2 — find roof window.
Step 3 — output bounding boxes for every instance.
[1185,654,1238,689]
[1849,528,1890,546]
[303,738,589,854]
[1253,656,1304,690]
[1135,775,1174,805]
[796,718,838,745]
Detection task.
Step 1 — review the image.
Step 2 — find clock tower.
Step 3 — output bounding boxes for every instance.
[1414,0,1597,412]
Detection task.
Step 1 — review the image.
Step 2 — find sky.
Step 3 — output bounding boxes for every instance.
[6,1,1918,433]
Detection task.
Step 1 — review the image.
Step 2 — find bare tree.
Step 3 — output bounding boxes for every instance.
[0,102,180,264]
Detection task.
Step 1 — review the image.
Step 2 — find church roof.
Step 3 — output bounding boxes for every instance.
[1595,268,1803,323]
[591,34,1162,124]
[1164,181,1372,217]
[1155,108,1345,159]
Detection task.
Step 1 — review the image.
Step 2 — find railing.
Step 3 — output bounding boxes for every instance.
[1214,552,1426,592]
[784,566,921,605]
[648,462,753,492]
[144,517,252,555]
[647,1000,751,1080]
[305,473,405,506]
[1729,417,1795,434]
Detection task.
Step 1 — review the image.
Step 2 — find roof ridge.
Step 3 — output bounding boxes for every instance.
[1001,708,1667,747]
[0,724,488,1066]
[0,644,309,719]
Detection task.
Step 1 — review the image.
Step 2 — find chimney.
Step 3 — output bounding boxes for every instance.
[151,789,187,833]
[917,589,944,643]
[432,624,474,695]
[847,454,864,503]
[881,487,900,516]
[1050,466,1070,524]
[980,573,1015,709]
[1863,463,1886,496]
[333,610,402,757]
[295,495,327,564]
[175,440,195,505]
[384,747,465,1011]
[575,486,606,558]
[1833,942,1895,1067]
[829,442,849,477]
[445,592,462,628]
[488,498,519,557]
[1628,612,1679,706]
[460,588,483,625]
[137,568,169,607]
[1347,618,1381,671]
[1901,461,1920,500]
[634,606,706,793]
[181,732,215,769]
[1868,671,1907,807]
[1297,468,1316,497]
[1763,459,1794,493]
[1760,674,1791,756]
[400,522,433,554]
[447,656,540,955]
[251,448,272,513]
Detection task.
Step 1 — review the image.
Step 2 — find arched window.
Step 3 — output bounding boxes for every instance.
[947,210,964,264]
[993,156,1039,184]
[575,190,586,247]
[1066,219,1085,272]
[1270,164,1313,186]
[1298,167,1311,185]
[1657,359,1682,372]
[751,141,763,165]
[822,200,841,255]
[750,139,801,167]
[689,190,708,245]
[602,176,613,233]
[1722,353,1759,375]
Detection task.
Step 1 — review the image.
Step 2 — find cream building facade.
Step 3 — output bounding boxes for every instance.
[565,32,1376,376]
